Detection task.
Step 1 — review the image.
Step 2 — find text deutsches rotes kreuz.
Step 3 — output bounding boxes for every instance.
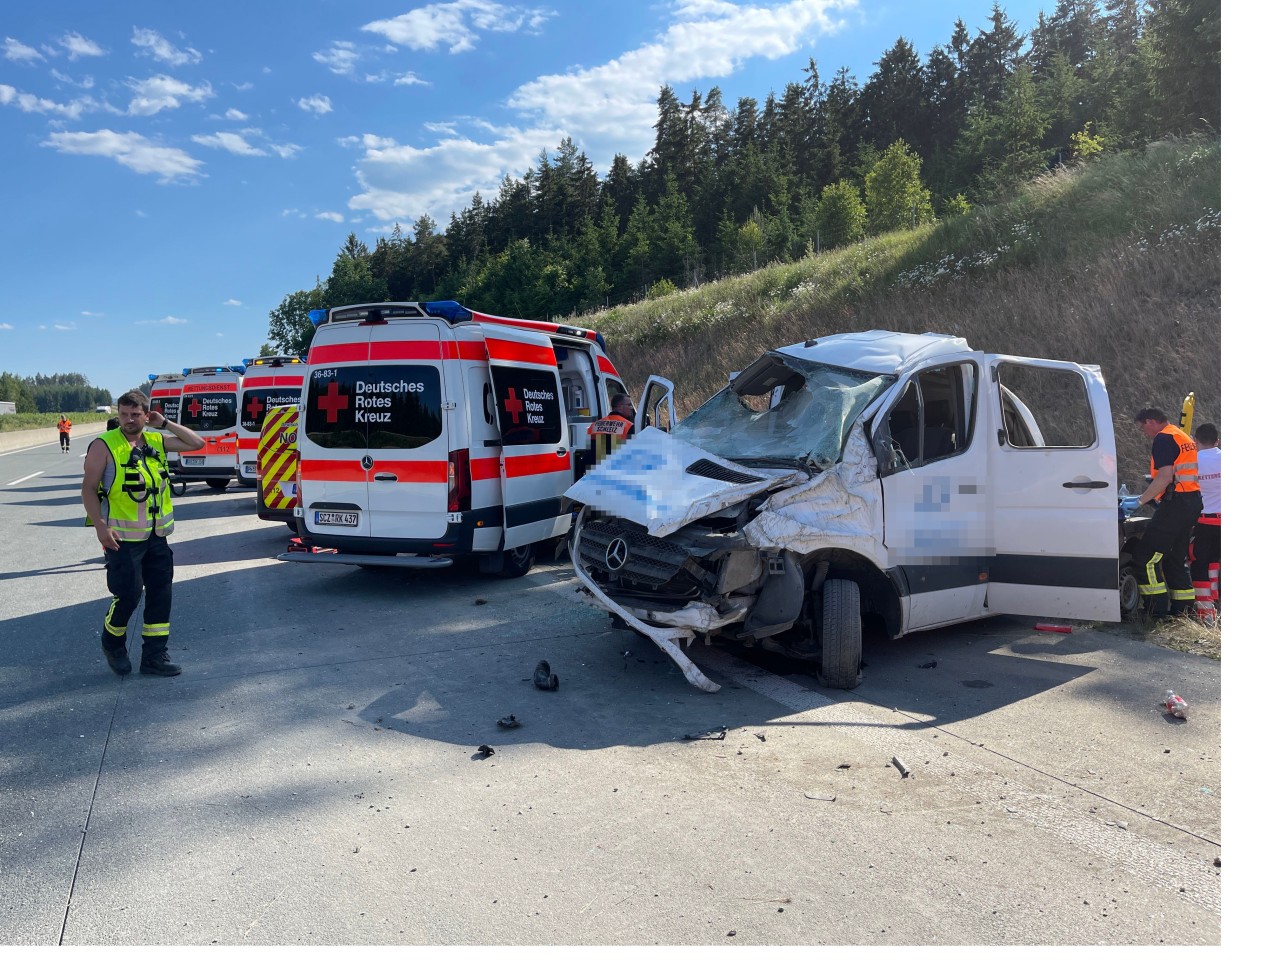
[352,379,424,423]
[521,388,555,425]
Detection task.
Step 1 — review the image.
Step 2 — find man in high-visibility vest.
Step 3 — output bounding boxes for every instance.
[587,393,636,465]
[57,414,72,452]
[1189,423,1221,624]
[1130,407,1203,619]
[81,391,203,677]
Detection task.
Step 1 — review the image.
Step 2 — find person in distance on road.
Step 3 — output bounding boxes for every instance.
[81,391,203,677]
[1130,407,1203,620]
[56,413,72,452]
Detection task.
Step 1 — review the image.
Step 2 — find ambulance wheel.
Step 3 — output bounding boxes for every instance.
[1119,562,1141,618]
[818,579,863,690]
[206,478,231,490]
[497,543,534,578]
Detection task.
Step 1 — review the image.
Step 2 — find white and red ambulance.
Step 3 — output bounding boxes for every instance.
[175,364,245,490]
[280,300,627,576]
[146,371,186,473]
[236,355,305,486]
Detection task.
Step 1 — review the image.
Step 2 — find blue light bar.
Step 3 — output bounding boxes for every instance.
[181,367,191,376]
[308,308,327,328]
[148,373,158,381]
[421,300,470,323]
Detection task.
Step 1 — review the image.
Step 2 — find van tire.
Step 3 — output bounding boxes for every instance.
[818,579,863,689]
[206,478,231,490]
[496,543,534,578]
[1118,561,1140,618]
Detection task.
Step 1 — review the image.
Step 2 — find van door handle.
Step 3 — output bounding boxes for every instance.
[373,472,398,482]
[556,447,568,456]
[1062,479,1109,489]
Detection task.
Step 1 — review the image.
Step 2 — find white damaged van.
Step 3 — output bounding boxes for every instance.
[567,330,1121,692]
[280,300,627,576]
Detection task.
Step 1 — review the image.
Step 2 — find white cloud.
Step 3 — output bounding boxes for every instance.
[314,40,359,76]
[231,81,254,92]
[191,131,267,156]
[347,0,856,225]
[362,0,553,55]
[316,211,345,222]
[54,322,78,331]
[340,133,397,149]
[80,310,104,317]
[223,107,249,121]
[0,322,14,330]
[298,94,332,114]
[0,82,94,119]
[507,0,857,157]
[41,129,204,183]
[270,142,302,158]
[60,32,106,60]
[132,27,202,66]
[394,72,430,87]
[224,299,242,307]
[126,74,215,115]
[281,208,302,217]
[52,69,95,90]
[4,37,43,63]
[135,316,189,326]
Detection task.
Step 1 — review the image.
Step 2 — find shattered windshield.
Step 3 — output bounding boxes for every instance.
[672,352,894,470]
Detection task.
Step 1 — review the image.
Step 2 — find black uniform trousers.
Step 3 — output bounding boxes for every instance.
[102,532,174,655]
[1133,490,1202,616]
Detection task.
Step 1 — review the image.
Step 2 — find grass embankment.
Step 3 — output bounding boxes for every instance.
[583,137,1221,489]
[0,412,109,433]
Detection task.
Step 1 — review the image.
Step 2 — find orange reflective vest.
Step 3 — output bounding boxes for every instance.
[1150,423,1200,499]
[58,417,71,433]
[587,414,634,440]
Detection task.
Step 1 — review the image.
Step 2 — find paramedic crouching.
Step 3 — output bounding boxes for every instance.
[81,391,204,677]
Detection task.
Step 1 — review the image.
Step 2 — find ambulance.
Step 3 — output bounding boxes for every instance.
[175,364,245,490]
[279,300,627,576]
[237,355,305,486]
[256,402,300,529]
[146,371,186,472]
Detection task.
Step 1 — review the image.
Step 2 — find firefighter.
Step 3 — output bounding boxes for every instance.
[587,393,636,465]
[1131,407,1203,619]
[1189,423,1221,623]
[81,391,203,677]
[57,413,72,452]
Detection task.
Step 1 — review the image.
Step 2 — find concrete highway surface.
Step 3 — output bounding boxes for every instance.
[0,430,1222,946]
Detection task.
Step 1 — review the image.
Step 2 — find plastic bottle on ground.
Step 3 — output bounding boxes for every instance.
[1163,689,1189,719]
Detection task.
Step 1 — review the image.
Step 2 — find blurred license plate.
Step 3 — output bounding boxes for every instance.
[316,510,358,526]
[243,462,257,476]
[184,456,205,465]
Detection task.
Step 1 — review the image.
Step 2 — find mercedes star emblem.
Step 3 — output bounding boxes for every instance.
[604,537,629,571]
[361,454,374,470]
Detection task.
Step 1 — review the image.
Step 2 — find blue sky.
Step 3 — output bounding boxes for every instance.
[3,0,1091,397]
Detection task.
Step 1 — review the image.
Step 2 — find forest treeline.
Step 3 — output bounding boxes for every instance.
[0,372,113,414]
[261,0,1218,354]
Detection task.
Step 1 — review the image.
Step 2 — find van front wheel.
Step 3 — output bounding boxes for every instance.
[497,543,534,578]
[818,579,863,689]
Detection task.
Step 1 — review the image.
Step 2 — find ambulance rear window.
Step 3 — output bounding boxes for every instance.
[179,391,237,431]
[305,364,443,449]
[489,366,564,446]
[150,394,181,423]
[240,388,302,433]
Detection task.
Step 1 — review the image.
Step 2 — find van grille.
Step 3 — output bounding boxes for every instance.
[686,459,763,485]
[580,518,689,587]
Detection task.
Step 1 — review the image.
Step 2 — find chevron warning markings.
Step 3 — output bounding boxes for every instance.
[259,404,300,511]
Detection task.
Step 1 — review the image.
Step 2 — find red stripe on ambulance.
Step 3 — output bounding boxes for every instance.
[504,452,571,478]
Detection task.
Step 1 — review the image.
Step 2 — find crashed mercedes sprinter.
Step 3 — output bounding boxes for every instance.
[567,330,1121,692]
[280,300,627,576]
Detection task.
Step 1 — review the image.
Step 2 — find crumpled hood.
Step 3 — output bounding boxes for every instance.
[564,427,804,538]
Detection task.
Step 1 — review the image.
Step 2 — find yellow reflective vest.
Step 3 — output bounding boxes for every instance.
[98,429,174,540]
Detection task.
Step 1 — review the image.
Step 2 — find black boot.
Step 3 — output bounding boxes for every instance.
[101,639,131,676]
[140,644,181,677]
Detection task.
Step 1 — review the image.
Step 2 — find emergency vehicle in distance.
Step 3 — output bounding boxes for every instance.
[176,364,246,490]
[278,300,627,577]
[237,355,305,486]
[146,371,186,472]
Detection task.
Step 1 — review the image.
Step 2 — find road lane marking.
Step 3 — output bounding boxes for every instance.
[7,471,44,486]
[698,646,1221,916]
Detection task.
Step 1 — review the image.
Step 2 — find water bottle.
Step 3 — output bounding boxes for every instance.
[1163,689,1189,719]
[1119,483,1130,498]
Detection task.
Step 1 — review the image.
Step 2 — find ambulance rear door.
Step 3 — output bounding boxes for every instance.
[484,325,572,550]
[178,369,240,475]
[239,360,304,482]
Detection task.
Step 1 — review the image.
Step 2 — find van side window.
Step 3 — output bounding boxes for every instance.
[880,362,976,473]
[995,363,1096,448]
[641,382,673,431]
[885,381,921,470]
[489,367,564,446]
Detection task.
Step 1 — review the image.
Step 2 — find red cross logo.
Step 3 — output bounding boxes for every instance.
[316,380,349,424]
[186,398,203,419]
[246,396,265,419]
[503,387,524,424]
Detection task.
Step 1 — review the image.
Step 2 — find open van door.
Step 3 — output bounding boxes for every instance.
[985,357,1120,621]
[638,376,678,432]
[484,326,572,550]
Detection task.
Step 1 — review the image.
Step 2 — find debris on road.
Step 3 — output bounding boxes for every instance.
[804,792,837,802]
[891,756,911,778]
[917,660,938,669]
[533,660,560,691]
[476,744,495,758]
[1162,689,1190,719]
[1035,623,1073,633]
[682,725,727,741]
[474,598,487,605]
[754,732,766,742]
[496,714,521,729]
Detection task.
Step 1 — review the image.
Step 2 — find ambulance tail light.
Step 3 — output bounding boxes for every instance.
[447,449,471,513]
